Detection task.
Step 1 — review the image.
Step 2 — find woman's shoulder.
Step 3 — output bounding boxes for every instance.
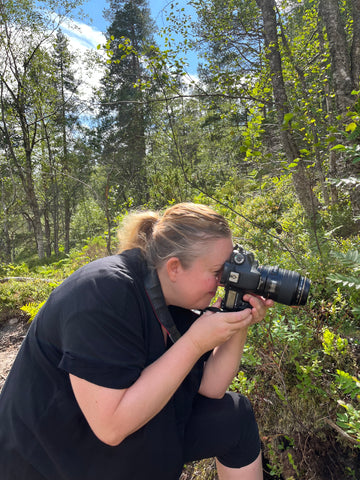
[71,248,146,282]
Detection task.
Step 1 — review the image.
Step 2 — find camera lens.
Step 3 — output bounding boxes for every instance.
[257,266,310,306]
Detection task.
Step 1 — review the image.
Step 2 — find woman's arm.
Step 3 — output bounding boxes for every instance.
[70,305,255,447]
[70,332,202,447]
[198,295,273,399]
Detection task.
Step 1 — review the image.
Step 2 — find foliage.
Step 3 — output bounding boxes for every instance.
[336,370,360,446]
[0,279,57,323]
[221,181,360,477]
[0,235,109,323]
[327,249,360,317]
[1,0,360,477]
[20,301,46,323]
[230,305,360,477]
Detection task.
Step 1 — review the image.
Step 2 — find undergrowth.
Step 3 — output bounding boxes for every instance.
[0,206,359,479]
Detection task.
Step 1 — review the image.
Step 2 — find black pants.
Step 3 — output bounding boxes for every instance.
[0,392,260,480]
[183,392,261,469]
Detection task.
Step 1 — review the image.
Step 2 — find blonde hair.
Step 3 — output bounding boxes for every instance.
[118,202,231,268]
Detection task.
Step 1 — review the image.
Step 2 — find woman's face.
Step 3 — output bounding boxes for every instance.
[171,236,234,310]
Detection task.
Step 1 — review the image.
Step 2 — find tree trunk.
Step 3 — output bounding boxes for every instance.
[319,0,360,224]
[44,210,52,258]
[1,179,12,262]
[256,0,320,221]
[319,0,354,113]
[25,163,45,259]
[64,196,70,254]
[351,0,360,86]
[105,176,112,255]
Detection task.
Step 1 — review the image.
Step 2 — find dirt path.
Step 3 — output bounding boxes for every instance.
[0,316,29,392]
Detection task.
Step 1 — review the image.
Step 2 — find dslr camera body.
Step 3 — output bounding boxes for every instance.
[220,245,310,311]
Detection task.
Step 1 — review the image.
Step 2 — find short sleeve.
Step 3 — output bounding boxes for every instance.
[52,261,148,389]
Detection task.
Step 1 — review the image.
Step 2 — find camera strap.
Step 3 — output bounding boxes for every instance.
[144,268,181,343]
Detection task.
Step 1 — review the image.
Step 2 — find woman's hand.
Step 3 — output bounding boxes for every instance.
[186,295,273,355]
[242,293,274,325]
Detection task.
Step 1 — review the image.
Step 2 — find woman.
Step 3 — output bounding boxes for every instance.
[0,202,272,480]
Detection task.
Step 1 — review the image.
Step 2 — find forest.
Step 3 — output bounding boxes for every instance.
[0,0,359,478]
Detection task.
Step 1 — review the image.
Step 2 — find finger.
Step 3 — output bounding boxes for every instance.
[224,309,253,324]
[213,297,222,308]
[243,294,273,311]
[243,294,264,307]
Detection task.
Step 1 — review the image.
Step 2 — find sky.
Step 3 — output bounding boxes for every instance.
[57,0,198,106]
[80,0,173,33]
[63,0,198,72]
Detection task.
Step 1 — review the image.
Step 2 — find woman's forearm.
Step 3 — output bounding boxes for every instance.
[198,327,248,399]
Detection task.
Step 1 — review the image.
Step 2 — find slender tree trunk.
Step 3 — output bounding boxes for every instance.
[319,0,354,113]
[319,0,360,224]
[64,197,70,254]
[61,65,72,254]
[44,210,51,257]
[318,23,340,206]
[351,0,360,86]
[22,130,45,259]
[256,0,320,221]
[1,179,12,262]
[105,176,112,255]
[278,14,330,206]
[25,170,45,259]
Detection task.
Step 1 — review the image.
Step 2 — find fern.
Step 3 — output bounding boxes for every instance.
[20,301,45,322]
[328,250,360,315]
[336,370,360,400]
[327,273,360,289]
[335,370,360,446]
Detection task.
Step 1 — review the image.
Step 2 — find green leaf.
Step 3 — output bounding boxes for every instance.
[283,112,294,127]
[345,122,357,132]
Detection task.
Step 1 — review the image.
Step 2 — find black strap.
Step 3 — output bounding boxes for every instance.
[144,268,182,343]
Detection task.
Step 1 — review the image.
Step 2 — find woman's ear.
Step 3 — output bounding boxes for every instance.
[166,257,182,282]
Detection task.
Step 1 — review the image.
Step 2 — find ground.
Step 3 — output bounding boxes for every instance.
[0,315,29,392]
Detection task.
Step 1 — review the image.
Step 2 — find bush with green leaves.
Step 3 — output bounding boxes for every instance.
[336,370,360,446]
[230,297,359,478]
[0,279,57,323]
[0,235,111,323]
[327,249,360,318]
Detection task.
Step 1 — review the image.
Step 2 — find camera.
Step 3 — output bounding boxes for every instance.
[220,245,310,311]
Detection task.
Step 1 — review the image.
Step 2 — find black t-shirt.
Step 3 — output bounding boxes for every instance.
[0,249,205,480]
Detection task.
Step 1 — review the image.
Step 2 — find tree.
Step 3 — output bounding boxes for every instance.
[255,0,320,221]
[0,7,50,258]
[186,0,360,233]
[318,0,360,222]
[98,0,156,208]
[51,30,83,254]
[0,0,95,258]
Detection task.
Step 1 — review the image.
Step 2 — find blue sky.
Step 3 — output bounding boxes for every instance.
[81,0,174,33]
[68,0,198,73]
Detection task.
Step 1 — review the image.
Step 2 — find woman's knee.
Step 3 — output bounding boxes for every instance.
[215,392,261,469]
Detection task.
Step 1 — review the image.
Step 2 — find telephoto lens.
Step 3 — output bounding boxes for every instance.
[256,265,310,306]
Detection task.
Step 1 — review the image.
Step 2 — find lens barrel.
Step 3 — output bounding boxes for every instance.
[257,265,310,306]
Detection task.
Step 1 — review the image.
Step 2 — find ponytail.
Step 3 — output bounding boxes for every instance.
[117,211,159,253]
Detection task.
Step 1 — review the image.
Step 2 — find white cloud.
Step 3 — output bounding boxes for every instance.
[59,18,107,111]
[61,18,106,51]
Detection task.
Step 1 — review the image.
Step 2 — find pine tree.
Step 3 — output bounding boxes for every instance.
[99,0,156,206]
